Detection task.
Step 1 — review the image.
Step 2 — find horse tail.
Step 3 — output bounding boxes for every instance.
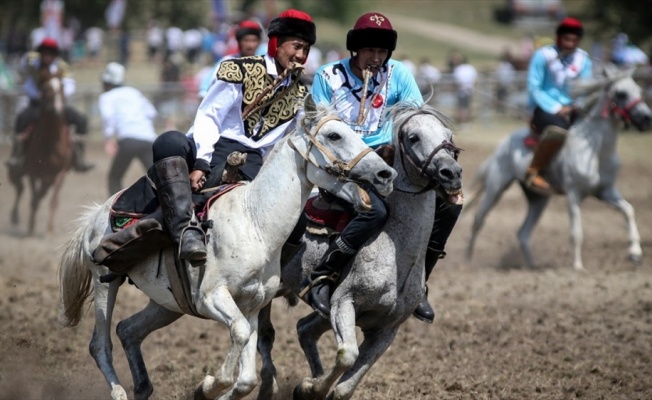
[58,205,100,327]
[462,157,490,212]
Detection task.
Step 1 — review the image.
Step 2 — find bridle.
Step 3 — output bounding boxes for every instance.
[289,114,374,183]
[395,111,462,195]
[602,94,643,123]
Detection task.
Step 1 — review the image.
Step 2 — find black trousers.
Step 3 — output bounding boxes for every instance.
[14,101,88,135]
[324,188,462,255]
[150,130,306,244]
[108,138,154,196]
[532,106,574,132]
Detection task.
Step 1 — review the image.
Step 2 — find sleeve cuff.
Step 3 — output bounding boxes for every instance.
[194,159,211,173]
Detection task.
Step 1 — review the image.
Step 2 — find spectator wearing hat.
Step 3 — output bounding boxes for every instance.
[302,12,462,324]
[100,9,316,269]
[198,20,263,99]
[525,17,592,195]
[6,37,94,174]
[99,62,158,196]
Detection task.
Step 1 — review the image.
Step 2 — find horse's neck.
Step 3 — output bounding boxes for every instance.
[571,94,620,160]
[222,138,312,248]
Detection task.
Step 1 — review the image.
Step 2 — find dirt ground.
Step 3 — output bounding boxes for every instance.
[1,119,651,400]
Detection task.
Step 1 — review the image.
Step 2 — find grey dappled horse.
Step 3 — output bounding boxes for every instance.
[58,96,397,400]
[257,103,463,400]
[466,65,651,270]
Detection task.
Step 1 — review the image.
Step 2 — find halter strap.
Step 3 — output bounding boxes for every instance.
[394,111,463,195]
[289,115,374,182]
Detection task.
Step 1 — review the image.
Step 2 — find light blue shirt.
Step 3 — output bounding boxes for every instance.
[528,44,592,114]
[311,58,423,148]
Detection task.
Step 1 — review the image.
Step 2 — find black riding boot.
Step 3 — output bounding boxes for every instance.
[412,249,445,323]
[152,156,207,266]
[72,140,95,172]
[300,236,356,319]
[280,241,305,269]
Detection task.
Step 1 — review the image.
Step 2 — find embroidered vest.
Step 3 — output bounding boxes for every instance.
[216,56,306,141]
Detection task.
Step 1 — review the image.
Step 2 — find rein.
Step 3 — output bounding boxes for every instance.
[289,115,373,182]
[395,111,463,195]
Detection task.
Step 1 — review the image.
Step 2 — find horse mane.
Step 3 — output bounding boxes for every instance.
[387,101,455,137]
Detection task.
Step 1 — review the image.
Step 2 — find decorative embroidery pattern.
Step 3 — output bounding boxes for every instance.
[216,56,306,141]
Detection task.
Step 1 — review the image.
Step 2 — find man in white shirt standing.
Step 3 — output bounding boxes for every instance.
[452,53,478,124]
[99,62,158,196]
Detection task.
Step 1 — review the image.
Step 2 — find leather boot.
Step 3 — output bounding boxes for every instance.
[72,140,95,172]
[280,241,305,269]
[152,156,207,266]
[413,248,445,323]
[525,126,567,195]
[299,236,356,319]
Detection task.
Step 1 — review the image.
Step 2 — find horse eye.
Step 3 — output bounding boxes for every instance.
[614,91,628,102]
[327,132,341,141]
[408,134,420,144]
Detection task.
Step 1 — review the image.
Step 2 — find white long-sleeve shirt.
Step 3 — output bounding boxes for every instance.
[187,54,301,171]
[98,86,158,142]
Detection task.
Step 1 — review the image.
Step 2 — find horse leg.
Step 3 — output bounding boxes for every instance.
[47,171,67,234]
[195,286,251,400]
[217,314,260,400]
[88,275,129,400]
[467,174,513,259]
[28,178,50,236]
[598,186,643,264]
[330,327,399,400]
[295,301,357,400]
[116,300,183,400]
[10,175,24,226]
[257,303,279,400]
[518,186,550,268]
[565,192,584,270]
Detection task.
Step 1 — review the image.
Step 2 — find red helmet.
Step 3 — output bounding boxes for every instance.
[37,37,60,53]
[556,17,584,38]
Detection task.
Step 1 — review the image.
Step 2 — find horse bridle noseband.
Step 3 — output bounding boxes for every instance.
[289,115,374,182]
[395,111,463,195]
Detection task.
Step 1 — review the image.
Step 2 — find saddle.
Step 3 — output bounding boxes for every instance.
[524,118,541,149]
[304,194,352,237]
[303,145,394,237]
[92,176,241,274]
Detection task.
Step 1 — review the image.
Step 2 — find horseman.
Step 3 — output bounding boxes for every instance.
[301,12,463,324]
[102,9,316,267]
[525,17,593,194]
[6,37,95,174]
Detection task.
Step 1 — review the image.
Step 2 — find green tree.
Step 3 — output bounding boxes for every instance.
[587,0,652,45]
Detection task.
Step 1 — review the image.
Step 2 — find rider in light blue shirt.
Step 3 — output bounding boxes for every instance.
[526,17,592,194]
[301,12,462,325]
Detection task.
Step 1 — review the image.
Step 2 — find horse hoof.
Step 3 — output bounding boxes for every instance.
[628,253,643,265]
[193,386,211,400]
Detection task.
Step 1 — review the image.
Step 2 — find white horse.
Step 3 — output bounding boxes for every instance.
[466,65,651,269]
[58,95,397,400]
[257,102,463,400]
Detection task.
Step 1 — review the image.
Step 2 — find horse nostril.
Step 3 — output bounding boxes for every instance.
[439,167,455,181]
[378,169,393,180]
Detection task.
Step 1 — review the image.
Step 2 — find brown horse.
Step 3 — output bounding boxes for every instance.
[10,69,72,235]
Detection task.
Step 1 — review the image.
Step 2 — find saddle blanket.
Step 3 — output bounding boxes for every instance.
[303,195,353,236]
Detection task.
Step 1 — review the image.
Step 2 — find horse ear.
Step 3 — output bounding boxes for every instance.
[304,93,317,114]
[302,93,318,126]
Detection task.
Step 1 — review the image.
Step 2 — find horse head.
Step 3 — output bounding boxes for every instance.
[388,102,464,204]
[290,94,397,212]
[38,69,65,115]
[573,64,652,132]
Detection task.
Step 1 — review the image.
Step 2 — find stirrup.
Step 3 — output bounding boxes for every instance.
[298,273,339,300]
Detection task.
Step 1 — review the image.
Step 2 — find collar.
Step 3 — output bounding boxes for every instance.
[264,54,278,77]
